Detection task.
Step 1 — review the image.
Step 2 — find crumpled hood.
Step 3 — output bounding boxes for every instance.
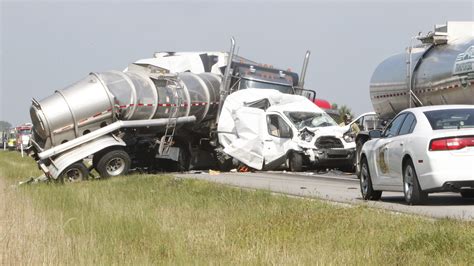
[305,125,346,138]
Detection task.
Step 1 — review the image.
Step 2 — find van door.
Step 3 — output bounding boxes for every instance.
[263,114,294,170]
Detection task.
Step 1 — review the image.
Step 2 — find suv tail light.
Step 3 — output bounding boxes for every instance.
[429,136,474,151]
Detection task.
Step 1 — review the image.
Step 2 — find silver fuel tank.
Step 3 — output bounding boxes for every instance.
[30,70,221,149]
[370,22,474,120]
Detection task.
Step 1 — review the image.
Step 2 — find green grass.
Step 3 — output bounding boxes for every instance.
[1,150,473,265]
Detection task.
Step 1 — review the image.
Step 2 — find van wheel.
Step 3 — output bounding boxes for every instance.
[360,157,382,200]
[289,152,303,172]
[403,160,427,205]
[60,162,89,183]
[96,149,131,178]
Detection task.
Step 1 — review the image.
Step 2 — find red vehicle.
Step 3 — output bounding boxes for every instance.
[313,98,339,122]
[15,123,32,151]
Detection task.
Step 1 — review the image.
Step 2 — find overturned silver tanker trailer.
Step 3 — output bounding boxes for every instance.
[29,39,314,181]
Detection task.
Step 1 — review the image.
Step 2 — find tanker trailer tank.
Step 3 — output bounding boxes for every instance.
[369,21,474,120]
[30,69,221,180]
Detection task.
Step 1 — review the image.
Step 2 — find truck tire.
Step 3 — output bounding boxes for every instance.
[460,190,474,198]
[96,149,131,178]
[217,158,234,172]
[174,146,190,172]
[289,152,303,172]
[59,162,89,183]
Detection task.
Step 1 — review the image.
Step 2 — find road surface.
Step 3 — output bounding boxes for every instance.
[176,171,474,221]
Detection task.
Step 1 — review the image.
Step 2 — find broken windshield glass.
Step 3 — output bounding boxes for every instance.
[284,112,337,130]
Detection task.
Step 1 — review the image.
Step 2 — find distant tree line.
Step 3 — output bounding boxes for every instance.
[330,104,354,124]
[0,121,12,131]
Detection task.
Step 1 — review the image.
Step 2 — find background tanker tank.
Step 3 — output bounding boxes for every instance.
[370,21,474,120]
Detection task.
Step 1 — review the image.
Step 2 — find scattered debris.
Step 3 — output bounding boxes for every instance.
[209,170,220,175]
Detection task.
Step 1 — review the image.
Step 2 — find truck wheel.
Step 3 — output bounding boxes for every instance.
[96,149,131,178]
[403,160,427,205]
[59,162,89,183]
[360,157,382,200]
[174,146,190,172]
[460,189,474,198]
[289,152,303,172]
[217,158,234,171]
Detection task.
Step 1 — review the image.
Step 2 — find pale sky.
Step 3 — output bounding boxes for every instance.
[1,0,473,125]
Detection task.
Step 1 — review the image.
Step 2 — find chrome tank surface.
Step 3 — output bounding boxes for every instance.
[30,70,221,150]
[370,36,474,120]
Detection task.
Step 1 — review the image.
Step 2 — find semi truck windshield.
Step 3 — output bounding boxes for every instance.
[239,79,294,94]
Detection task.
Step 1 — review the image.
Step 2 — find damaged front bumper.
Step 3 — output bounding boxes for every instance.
[304,147,355,169]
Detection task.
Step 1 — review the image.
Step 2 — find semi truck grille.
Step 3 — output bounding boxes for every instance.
[315,136,344,149]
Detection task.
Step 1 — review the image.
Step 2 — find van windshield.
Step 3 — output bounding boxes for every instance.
[284,111,338,130]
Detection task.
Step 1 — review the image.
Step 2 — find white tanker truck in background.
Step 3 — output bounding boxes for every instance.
[29,39,318,181]
[354,21,474,175]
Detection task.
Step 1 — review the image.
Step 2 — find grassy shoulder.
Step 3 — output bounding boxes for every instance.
[0,151,473,264]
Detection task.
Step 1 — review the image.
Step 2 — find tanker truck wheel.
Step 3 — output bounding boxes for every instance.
[96,149,131,178]
[171,145,190,172]
[59,162,89,183]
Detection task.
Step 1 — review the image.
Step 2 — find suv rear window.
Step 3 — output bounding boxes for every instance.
[424,109,474,130]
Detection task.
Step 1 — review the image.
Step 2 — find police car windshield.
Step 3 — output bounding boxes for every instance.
[240,79,293,94]
[284,111,338,130]
[424,108,474,130]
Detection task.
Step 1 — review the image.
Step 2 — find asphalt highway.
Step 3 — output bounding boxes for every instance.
[176,171,474,221]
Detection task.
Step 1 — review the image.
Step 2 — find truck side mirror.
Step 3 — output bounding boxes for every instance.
[368,130,382,139]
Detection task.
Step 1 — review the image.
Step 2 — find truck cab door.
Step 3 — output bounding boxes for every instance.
[262,114,294,170]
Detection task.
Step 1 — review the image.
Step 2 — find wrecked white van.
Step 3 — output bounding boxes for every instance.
[217,89,356,171]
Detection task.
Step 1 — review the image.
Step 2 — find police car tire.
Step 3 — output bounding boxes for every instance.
[403,160,427,205]
[360,157,382,200]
